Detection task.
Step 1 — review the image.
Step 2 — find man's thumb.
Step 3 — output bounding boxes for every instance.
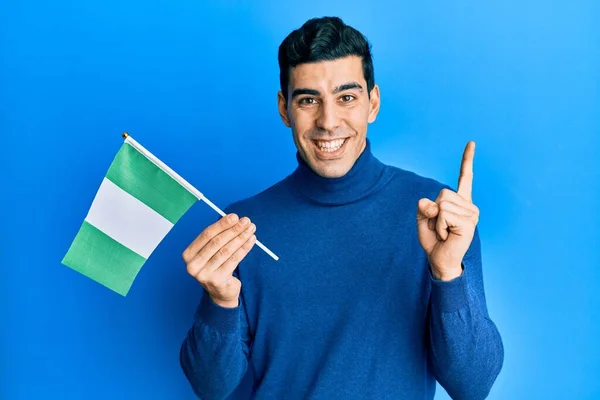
[417,198,438,220]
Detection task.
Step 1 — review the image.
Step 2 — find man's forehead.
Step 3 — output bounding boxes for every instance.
[289,56,365,89]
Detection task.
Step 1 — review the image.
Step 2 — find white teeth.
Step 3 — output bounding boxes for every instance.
[315,139,345,152]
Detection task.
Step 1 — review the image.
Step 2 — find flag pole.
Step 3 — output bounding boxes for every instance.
[121,132,279,261]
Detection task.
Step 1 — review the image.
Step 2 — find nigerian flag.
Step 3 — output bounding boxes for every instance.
[62,134,198,296]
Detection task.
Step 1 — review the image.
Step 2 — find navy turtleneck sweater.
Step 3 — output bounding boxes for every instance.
[180,139,504,400]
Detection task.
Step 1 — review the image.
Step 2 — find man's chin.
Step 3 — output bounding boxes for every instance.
[311,161,351,179]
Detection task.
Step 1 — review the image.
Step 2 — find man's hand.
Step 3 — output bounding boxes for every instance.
[417,141,480,281]
[183,214,257,308]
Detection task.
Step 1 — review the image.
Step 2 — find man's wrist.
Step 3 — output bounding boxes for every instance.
[431,263,464,281]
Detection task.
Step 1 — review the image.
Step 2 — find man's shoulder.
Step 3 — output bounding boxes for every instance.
[383,163,452,198]
[223,175,293,218]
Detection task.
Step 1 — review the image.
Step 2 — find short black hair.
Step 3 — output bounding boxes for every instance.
[278,16,375,101]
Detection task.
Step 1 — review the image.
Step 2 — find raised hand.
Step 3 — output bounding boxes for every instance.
[183,214,257,308]
[416,141,480,281]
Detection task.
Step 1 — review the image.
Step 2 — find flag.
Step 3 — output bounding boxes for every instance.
[62,136,198,296]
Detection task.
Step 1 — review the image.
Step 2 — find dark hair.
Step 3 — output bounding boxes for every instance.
[278,16,375,101]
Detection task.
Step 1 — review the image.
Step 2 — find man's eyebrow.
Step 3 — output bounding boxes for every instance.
[333,82,363,93]
[291,88,321,99]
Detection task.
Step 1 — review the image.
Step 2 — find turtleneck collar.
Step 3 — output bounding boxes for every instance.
[289,138,390,205]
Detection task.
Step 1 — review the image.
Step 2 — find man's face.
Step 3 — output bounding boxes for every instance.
[278,55,380,178]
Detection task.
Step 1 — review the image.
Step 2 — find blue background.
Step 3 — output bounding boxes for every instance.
[2,1,599,399]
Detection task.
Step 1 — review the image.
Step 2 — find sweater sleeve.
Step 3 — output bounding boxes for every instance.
[180,271,252,400]
[427,226,504,400]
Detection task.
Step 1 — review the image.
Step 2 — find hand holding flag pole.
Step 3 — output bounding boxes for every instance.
[121,132,279,262]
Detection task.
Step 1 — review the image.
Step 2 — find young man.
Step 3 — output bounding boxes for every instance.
[180,16,504,400]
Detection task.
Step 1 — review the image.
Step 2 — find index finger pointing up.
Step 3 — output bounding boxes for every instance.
[457,141,475,202]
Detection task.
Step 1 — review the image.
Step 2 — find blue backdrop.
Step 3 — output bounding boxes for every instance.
[2,1,599,399]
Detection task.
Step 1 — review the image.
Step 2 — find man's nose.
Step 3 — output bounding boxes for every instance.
[316,101,341,132]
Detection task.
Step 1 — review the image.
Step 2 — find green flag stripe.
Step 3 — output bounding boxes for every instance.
[62,221,147,296]
[105,143,197,224]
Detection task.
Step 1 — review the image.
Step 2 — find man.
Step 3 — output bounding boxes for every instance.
[180,16,503,400]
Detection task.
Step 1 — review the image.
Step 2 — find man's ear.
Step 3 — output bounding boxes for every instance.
[368,84,381,123]
[278,91,291,127]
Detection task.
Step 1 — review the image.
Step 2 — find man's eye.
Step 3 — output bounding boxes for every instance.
[299,97,317,105]
[340,94,355,102]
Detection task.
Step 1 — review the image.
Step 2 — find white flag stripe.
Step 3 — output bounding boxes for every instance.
[84,178,174,259]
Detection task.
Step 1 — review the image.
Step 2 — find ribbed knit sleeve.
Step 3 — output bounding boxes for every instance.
[428,227,504,399]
